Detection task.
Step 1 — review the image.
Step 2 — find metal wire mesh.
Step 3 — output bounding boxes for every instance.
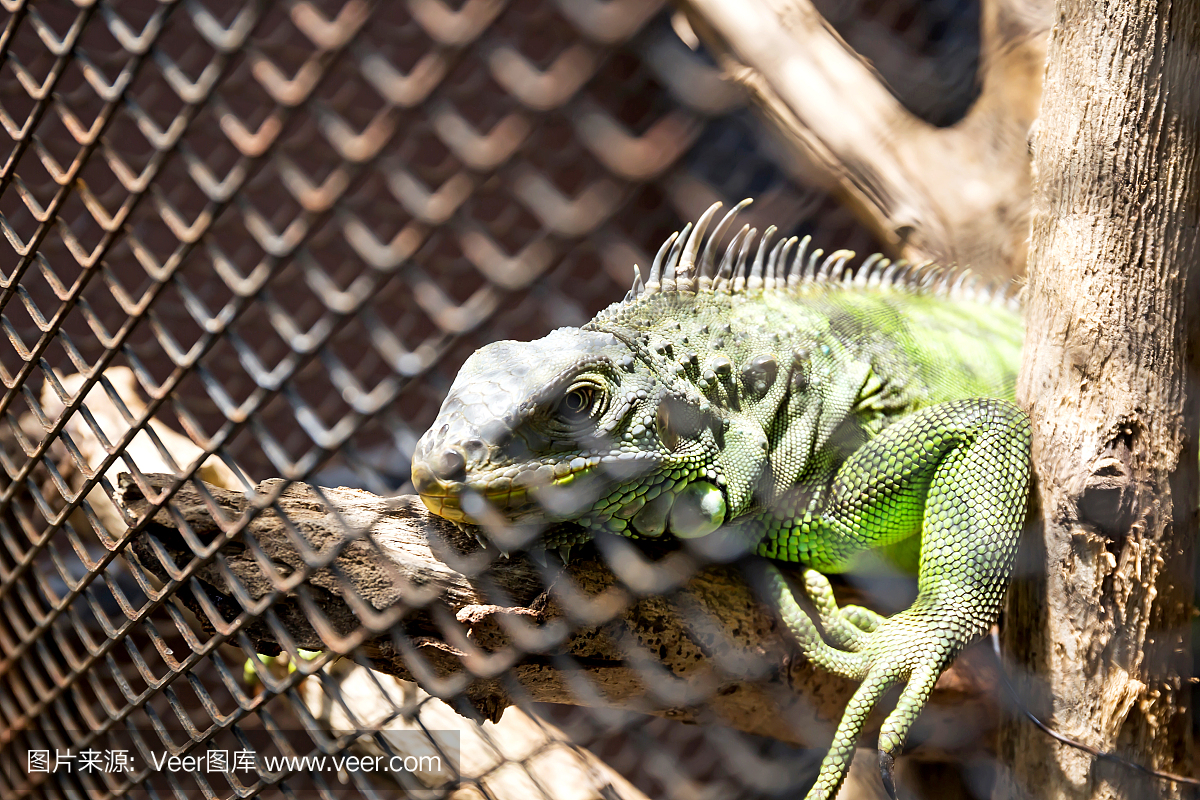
[0,1,986,798]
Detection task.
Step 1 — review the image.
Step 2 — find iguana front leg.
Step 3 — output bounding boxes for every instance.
[764,398,1031,800]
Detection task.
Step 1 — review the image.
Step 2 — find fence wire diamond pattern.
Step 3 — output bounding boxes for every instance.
[0,1,984,798]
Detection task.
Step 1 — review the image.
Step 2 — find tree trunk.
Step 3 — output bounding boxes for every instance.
[998,1,1200,798]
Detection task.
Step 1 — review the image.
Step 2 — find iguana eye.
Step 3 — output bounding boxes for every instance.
[558,383,601,423]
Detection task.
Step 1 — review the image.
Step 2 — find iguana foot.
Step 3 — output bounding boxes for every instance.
[767,565,952,800]
[802,568,884,650]
[801,615,947,800]
[842,603,884,634]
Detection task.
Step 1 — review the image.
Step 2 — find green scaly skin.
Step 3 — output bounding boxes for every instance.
[411,201,1030,799]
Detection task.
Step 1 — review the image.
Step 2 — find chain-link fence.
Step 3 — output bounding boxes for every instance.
[0,1,988,798]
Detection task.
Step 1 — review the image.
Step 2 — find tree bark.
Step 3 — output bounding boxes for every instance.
[999,1,1200,798]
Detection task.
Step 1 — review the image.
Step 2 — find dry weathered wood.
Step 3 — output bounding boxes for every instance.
[116,473,997,759]
[676,0,1051,279]
[1000,0,1200,797]
[300,658,931,800]
[299,659,654,800]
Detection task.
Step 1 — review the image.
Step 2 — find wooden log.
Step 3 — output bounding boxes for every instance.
[117,473,997,758]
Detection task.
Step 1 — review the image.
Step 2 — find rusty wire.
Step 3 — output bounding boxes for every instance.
[0,0,982,798]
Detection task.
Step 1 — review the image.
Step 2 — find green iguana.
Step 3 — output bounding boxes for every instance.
[411,200,1030,800]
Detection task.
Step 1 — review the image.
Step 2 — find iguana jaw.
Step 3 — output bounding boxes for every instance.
[413,461,602,524]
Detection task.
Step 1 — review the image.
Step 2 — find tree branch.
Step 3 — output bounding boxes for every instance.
[116,473,996,759]
[676,0,1051,278]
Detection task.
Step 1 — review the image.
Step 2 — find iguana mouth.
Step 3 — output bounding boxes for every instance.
[414,489,475,523]
[412,462,599,524]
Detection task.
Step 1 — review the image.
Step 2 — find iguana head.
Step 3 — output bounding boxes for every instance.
[411,320,727,537]
[412,201,791,544]
[412,200,864,547]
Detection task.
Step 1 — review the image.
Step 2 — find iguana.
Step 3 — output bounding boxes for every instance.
[411,200,1030,800]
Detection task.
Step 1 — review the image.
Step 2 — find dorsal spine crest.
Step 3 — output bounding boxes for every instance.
[610,200,1021,315]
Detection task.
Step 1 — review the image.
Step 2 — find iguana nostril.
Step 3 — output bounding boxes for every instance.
[464,438,485,455]
[434,448,466,479]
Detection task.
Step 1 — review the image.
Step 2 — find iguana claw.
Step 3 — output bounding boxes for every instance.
[879,751,897,799]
